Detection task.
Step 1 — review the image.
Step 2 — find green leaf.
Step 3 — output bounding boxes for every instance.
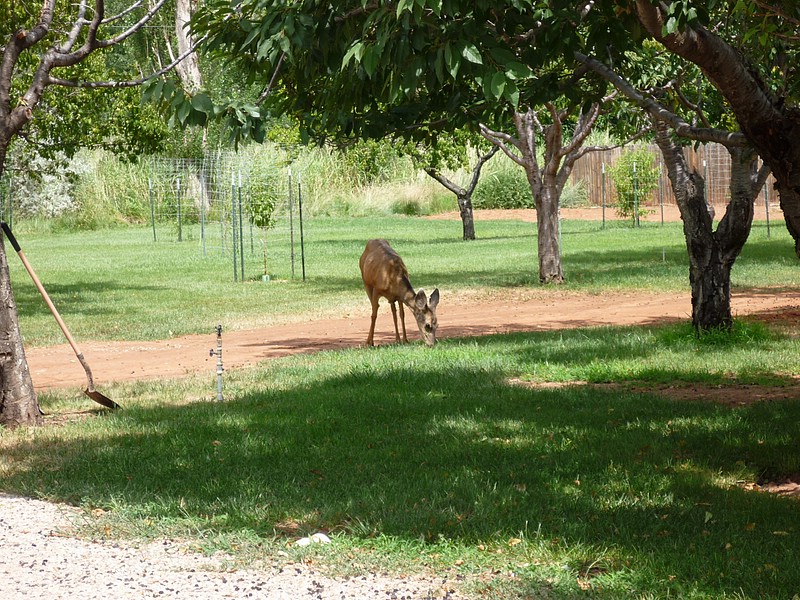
[505,61,533,81]
[142,79,164,102]
[396,0,413,17]
[363,47,380,77]
[191,93,214,114]
[444,42,460,78]
[176,99,191,125]
[460,42,482,65]
[503,81,520,107]
[342,41,364,68]
[488,71,506,100]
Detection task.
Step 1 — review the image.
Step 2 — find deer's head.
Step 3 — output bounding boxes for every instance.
[412,288,440,347]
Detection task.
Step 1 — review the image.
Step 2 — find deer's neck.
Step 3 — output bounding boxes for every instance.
[398,276,418,311]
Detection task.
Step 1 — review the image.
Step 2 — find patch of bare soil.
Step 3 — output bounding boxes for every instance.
[426,206,687,223]
[25,289,800,398]
[425,205,784,224]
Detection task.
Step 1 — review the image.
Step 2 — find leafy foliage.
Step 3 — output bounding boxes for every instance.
[473,163,534,209]
[608,146,661,223]
[189,1,636,146]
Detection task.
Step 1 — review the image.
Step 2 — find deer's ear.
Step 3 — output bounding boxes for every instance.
[429,288,440,309]
[415,289,428,310]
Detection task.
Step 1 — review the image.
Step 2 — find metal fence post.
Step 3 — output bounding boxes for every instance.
[238,171,245,281]
[633,161,640,227]
[231,172,238,282]
[149,177,157,242]
[601,162,605,229]
[176,177,182,242]
[298,173,306,281]
[288,167,295,279]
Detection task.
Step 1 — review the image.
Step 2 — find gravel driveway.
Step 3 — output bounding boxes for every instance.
[0,494,457,599]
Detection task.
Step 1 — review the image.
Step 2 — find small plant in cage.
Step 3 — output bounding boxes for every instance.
[248,172,281,280]
[609,146,660,224]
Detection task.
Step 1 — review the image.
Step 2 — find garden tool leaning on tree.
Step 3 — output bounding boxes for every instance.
[1,222,119,410]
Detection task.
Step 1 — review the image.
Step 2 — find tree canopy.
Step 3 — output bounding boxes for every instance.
[190,1,638,144]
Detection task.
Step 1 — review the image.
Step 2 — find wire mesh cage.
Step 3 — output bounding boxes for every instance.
[143,151,309,282]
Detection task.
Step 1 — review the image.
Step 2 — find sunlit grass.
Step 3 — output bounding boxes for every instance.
[7,214,797,346]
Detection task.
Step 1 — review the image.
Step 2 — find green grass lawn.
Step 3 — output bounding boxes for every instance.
[6,215,797,346]
[1,215,799,599]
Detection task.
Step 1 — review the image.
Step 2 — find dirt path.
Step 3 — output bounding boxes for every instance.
[27,207,797,391]
[25,289,800,391]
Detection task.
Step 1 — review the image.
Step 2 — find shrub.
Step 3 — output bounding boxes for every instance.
[473,166,533,209]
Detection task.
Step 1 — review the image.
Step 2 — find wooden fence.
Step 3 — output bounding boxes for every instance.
[570,143,777,209]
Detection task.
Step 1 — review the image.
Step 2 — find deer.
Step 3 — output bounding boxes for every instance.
[359,239,440,347]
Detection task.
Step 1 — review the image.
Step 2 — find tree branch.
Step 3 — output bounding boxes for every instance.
[47,32,208,89]
[575,51,748,147]
[479,123,525,167]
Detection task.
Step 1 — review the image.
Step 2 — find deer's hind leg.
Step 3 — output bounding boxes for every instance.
[366,288,379,346]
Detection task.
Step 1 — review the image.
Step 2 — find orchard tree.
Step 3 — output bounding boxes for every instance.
[627,0,800,257]
[480,102,614,283]
[577,47,770,331]
[401,130,498,241]
[0,1,197,428]
[423,142,498,241]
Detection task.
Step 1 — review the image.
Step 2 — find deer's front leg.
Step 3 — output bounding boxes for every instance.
[397,302,408,343]
[390,301,402,343]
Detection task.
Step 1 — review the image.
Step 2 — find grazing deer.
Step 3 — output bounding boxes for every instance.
[359,239,440,347]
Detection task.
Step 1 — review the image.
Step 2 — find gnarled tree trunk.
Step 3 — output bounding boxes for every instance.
[456,193,476,241]
[514,109,565,283]
[0,235,40,429]
[535,182,564,283]
[653,120,763,331]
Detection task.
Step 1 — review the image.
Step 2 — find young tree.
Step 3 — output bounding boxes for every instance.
[480,103,610,283]
[402,131,498,241]
[422,143,498,241]
[0,1,193,427]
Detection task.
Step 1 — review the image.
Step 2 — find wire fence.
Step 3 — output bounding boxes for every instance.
[571,143,777,215]
[141,153,309,282]
[0,142,784,282]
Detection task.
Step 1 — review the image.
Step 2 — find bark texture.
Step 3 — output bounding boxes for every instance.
[653,121,758,331]
[0,236,40,429]
[173,0,203,93]
[514,109,564,283]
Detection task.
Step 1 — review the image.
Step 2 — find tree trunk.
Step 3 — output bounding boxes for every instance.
[0,236,41,429]
[653,121,757,331]
[457,193,476,241]
[173,0,203,94]
[514,110,565,283]
[535,183,564,283]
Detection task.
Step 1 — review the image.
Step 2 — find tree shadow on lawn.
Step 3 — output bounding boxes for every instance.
[4,353,800,597]
[11,279,162,320]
